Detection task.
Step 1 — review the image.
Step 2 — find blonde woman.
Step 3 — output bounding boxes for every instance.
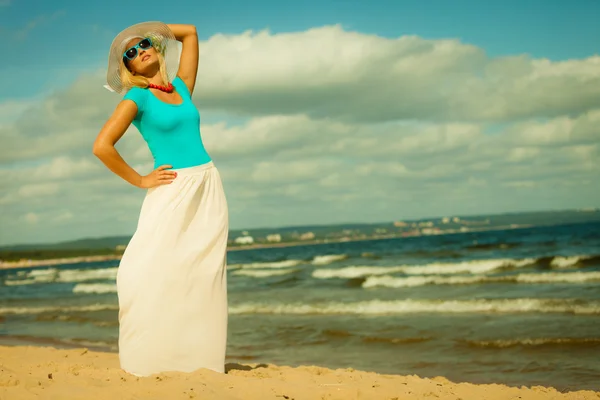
[93,22,228,377]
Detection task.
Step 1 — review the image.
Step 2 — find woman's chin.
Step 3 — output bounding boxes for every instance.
[137,63,159,76]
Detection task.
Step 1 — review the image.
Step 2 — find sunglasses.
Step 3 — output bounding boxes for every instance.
[123,38,153,62]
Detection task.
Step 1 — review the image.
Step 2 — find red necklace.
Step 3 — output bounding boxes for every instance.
[148,82,174,93]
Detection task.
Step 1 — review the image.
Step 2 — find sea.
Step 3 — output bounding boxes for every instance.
[1,221,599,391]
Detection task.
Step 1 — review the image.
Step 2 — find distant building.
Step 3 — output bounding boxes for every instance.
[393,221,408,227]
[299,232,315,240]
[418,221,434,227]
[266,234,281,243]
[421,227,442,235]
[234,236,254,245]
[452,217,460,223]
[441,217,450,224]
[115,244,127,251]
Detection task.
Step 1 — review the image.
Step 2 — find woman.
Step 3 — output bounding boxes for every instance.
[93,21,229,377]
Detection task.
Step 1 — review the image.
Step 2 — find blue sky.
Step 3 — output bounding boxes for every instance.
[1,0,599,245]
[2,0,599,98]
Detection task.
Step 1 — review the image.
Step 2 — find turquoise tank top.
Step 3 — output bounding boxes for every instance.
[123,77,211,169]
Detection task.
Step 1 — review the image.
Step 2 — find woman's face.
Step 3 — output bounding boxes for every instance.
[123,37,159,76]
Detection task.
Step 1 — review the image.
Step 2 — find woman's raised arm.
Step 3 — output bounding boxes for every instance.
[168,24,199,95]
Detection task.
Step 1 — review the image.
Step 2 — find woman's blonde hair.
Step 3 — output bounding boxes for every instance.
[119,45,170,90]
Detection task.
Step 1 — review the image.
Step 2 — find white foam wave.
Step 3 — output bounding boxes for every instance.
[4,267,118,286]
[311,254,348,265]
[514,271,600,283]
[313,258,536,279]
[229,298,599,315]
[550,255,590,269]
[466,338,600,348]
[313,266,405,279]
[72,283,117,294]
[0,304,119,315]
[232,269,298,278]
[405,258,536,275]
[4,279,43,286]
[363,275,483,288]
[363,271,600,288]
[57,268,118,283]
[28,268,59,278]
[4,268,59,285]
[230,260,304,269]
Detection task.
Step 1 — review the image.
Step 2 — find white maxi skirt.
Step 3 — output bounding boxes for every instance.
[116,161,229,376]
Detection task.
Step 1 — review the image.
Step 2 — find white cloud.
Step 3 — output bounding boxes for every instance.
[0,26,599,245]
[23,212,39,224]
[193,25,600,122]
[0,98,37,126]
[17,183,59,198]
[54,211,74,222]
[507,147,541,163]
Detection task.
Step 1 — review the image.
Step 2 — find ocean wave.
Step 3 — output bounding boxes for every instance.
[361,336,432,344]
[229,259,304,269]
[63,338,118,351]
[550,255,592,269]
[228,298,600,315]
[4,267,118,286]
[4,298,598,318]
[363,275,483,288]
[0,334,117,351]
[313,258,537,279]
[311,254,348,265]
[0,303,119,315]
[466,242,520,251]
[4,268,59,285]
[514,271,600,283]
[363,271,600,288]
[461,337,600,349]
[320,329,432,345]
[232,269,299,278]
[72,283,117,294]
[313,266,406,279]
[57,268,118,283]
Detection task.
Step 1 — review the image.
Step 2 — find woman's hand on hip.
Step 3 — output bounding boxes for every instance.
[139,165,177,188]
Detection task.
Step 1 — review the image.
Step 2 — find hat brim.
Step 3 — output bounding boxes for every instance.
[105,21,179,94]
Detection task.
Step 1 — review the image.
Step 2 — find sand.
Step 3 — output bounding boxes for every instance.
[0,346,598,399]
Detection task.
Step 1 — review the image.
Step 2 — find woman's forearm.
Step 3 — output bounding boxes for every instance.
[167,24,197,41]
[93,145,143,188]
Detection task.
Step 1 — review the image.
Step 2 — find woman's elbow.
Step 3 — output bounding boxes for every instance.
[92,141,110,158]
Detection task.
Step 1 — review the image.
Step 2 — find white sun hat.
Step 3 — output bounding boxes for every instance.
[104,21,179,94]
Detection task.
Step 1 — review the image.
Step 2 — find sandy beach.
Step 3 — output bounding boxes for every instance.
[0,345,598,400]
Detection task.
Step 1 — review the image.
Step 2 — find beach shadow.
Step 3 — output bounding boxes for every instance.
[225,362,270,373]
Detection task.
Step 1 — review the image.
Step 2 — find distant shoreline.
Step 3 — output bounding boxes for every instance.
[0,224,537,271]
[0,237,361,270]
